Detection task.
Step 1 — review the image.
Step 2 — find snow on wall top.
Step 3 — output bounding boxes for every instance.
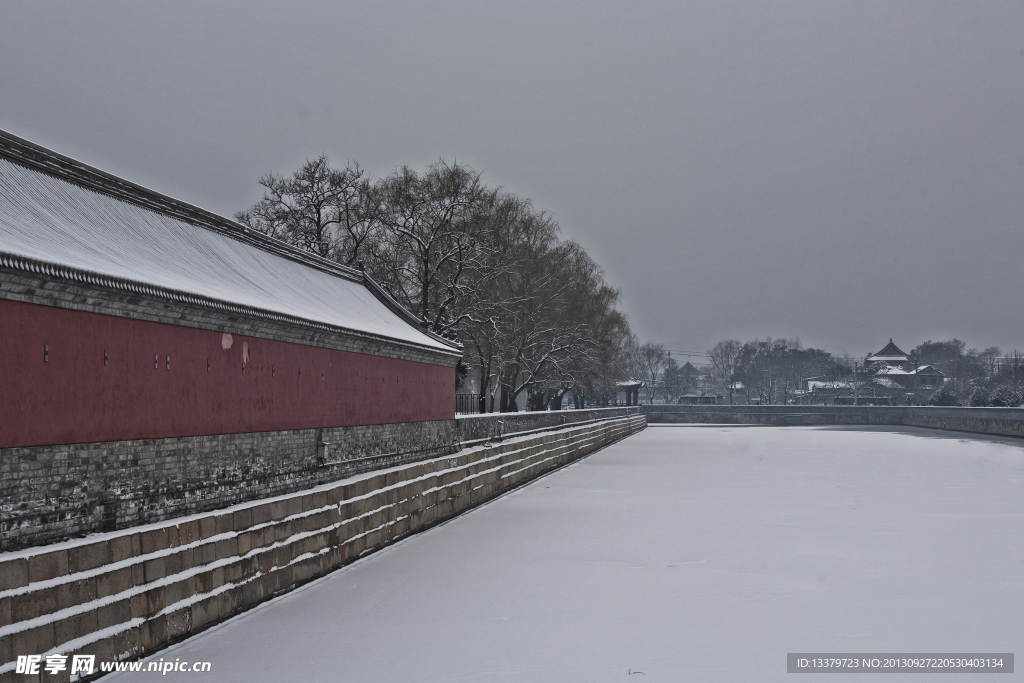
[0,156,457,356]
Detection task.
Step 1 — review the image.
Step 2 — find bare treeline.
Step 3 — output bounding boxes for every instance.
[236,156,632,410]
[702,337,1023,406]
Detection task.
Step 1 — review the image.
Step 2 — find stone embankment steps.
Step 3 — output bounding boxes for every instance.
[0,414,646,681]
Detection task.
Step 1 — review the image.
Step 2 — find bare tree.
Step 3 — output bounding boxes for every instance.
[636,342,669,404]
[707,340,742,403]
[235,156,378,265]
[372,160,496,336]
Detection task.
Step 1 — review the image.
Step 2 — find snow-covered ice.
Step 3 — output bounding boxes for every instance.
[108,425,1024,681]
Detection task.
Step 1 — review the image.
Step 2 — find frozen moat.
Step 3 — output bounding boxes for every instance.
[109,425,1024,682]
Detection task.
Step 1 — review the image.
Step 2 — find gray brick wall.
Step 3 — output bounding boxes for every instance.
[2,408,640,551]
[1,420,458,552]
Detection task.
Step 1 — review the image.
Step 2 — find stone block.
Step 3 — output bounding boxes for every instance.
[192,542,216,566]
[214,537,238,560]
[270,500,288,521]
[222,560,244,586]
[96,598,131,630]
[140,615,167,651]
[108,534,141,563]
[96,567,133,599]
[273,521,293,543]
[56,576,97,610]
[66,541,109,574]
[27,549,68,583]
[0,596,11,629]
[194,567,224,596]
[129,586,165,620]
[250,503,272,526]
[12,585,58,622]
[257,550,275,575]
[0,634,10,673]
[240,578,262,609]
[54,608,98,649]
[130,562,145,587]
[142,556,167,583]
[0,558,28,592]
[161,523,177,548]
[214,514,234,535]
[139,528,170,555]
[236,531,253,557]
[177,520,200,546]
[199,516,216,540]
[163,577,195,608]
[11,622,55,657]
[232,508,253,531]
[165,606,192,640]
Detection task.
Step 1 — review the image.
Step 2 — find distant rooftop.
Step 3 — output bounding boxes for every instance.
[866,338,909,363]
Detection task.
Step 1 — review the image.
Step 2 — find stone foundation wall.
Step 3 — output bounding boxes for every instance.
[0,415,646,681]
[641,405,1024,438]
[1,421,459,552]
[2,408,641,552]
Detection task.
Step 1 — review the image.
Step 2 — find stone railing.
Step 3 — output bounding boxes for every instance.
[0,414,646,679]
[640,405,1024,438]
[456,406,640,443]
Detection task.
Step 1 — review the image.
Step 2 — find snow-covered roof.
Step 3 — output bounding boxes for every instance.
[866,339,909,363]
[0,131,459,358]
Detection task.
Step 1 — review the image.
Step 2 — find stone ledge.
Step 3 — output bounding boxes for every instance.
[640,405,1024,438]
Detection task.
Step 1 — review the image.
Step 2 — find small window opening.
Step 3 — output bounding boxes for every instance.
[44,344,49,362]
[154,354,158,369]
[166,356,171,370]
[104,350,108,366]
[207,359,210,373]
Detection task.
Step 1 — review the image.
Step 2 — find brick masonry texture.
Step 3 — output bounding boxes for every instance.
[641,405,1024,438]
[1,421,459,552]
[0,415,646,681]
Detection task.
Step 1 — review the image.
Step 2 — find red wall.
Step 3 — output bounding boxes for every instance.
[0,299,455,448]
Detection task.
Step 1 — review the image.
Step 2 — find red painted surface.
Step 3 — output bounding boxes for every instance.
[0,299,456,448]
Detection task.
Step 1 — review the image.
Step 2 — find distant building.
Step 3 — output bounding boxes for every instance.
[800,339,945,405]
[864,339,945,395]
[865,339,911,367]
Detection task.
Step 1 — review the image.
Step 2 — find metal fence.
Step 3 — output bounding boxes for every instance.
[456,393,483,415]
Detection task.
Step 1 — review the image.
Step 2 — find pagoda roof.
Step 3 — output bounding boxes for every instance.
[867,339,909,361]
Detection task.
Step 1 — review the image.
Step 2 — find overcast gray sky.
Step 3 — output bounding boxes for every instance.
[2,1,1022,358]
